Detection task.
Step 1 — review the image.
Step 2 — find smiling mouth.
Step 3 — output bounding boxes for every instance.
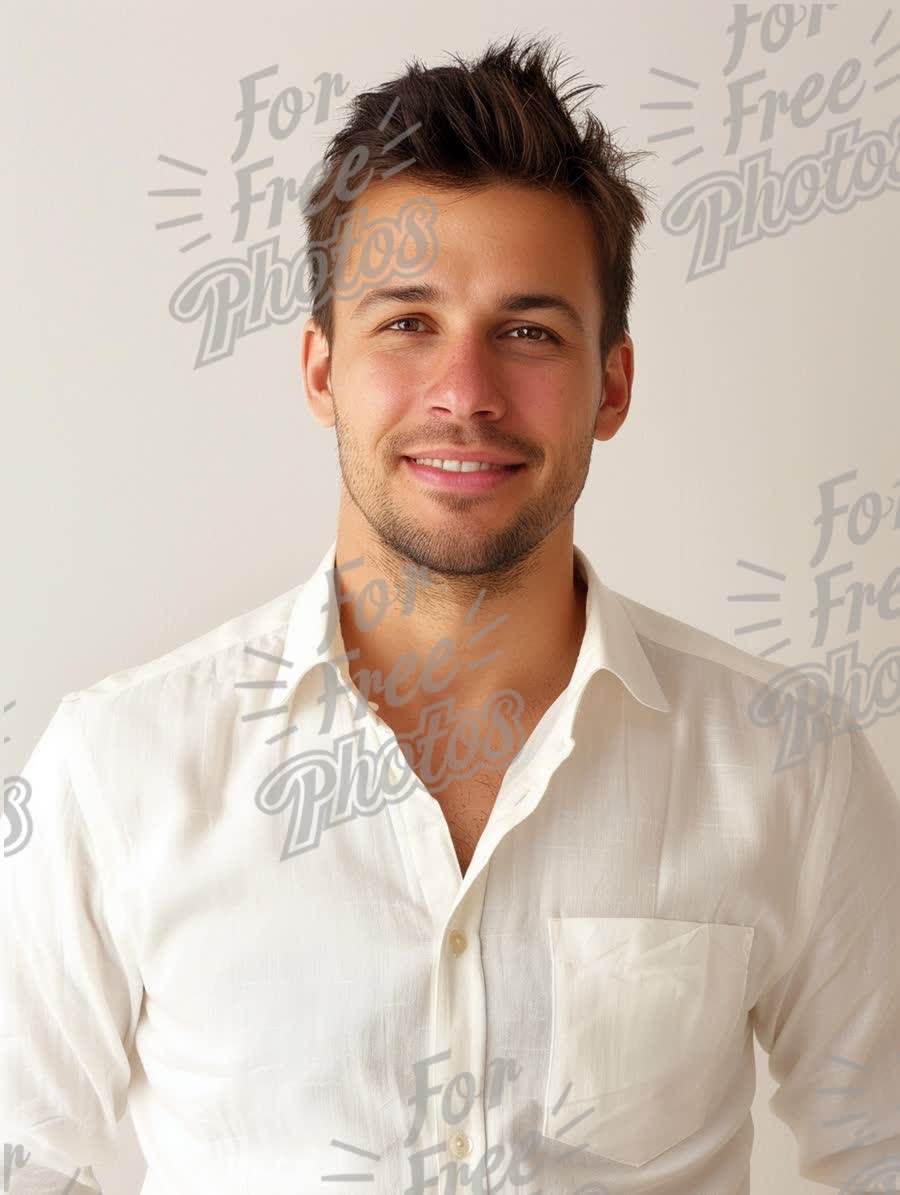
[400,456,527,491]
[402,456,525,474]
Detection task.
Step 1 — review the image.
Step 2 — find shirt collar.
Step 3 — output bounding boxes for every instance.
[276,538,671,715]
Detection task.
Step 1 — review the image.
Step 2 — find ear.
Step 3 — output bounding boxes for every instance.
[594,334,634,441]
[302,316,335,428]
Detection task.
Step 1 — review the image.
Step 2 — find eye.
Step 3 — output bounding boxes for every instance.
[383,317,427,334]
[380,318,561,345]
[505,324,561,345]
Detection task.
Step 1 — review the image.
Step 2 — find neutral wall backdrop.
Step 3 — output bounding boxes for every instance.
[2,2,898,1191]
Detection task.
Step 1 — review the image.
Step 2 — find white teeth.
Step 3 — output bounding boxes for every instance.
[411,458,510,472]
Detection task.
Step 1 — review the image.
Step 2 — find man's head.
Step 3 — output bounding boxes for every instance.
[301,35,654,579]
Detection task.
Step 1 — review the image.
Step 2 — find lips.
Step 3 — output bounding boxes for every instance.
[405,458,521,468]
[403,454,526,467]
[401,456,525,490]
[404,458,524,476]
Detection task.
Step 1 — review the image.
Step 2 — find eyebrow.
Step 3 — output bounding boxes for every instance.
[350,283,586,337]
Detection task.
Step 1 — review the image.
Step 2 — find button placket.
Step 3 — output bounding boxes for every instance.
[427,892,490,1193]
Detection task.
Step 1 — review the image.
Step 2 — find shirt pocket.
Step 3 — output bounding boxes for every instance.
[541,915,755,1168]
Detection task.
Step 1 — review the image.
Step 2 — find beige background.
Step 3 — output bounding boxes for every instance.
[2,1,898,1191]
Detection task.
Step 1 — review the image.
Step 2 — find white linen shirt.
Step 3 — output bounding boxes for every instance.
[2,538,899,1194]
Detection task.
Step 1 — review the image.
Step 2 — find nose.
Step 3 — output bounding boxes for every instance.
[423,331,507,420]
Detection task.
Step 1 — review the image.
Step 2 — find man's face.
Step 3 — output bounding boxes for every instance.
[305,177,631,577]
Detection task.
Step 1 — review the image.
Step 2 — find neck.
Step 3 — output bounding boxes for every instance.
[331,518,588,729]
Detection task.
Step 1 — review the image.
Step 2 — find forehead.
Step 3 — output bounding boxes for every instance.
[333,175,602,324]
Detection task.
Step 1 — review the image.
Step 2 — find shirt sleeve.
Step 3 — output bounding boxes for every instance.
[751,717,900,1191]
[0,700,143,1191]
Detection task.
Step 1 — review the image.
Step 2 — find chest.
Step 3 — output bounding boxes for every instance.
[435,770,504,877]
[374,692,554,879]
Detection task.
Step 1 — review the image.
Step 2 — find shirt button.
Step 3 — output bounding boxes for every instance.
[448,930,467,956]
[447,1130,472,1159]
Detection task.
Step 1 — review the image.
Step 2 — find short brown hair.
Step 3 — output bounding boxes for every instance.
[302,34,655,370]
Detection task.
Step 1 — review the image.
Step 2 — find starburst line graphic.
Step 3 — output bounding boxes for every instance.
[2,698,16,745]
[149,93,421,255]
[149,155,210,252]
[235,578,508,748]
[641,68,703,167]
[728,559,792,658]
[817,1049,900,1151]
[319,1076,595,1191]
[642,8,898,169]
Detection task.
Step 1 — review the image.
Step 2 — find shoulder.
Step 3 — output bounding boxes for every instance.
[59,582,303,713]
[616,589,787,692]
[613,586,850,772]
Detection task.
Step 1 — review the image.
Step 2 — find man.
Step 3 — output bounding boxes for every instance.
[3,35,898,1194]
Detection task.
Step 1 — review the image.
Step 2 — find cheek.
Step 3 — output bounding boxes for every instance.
[365,347,438,421]
[519,389,577,439]
[345,349,422,406]
[338,372,410,451]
